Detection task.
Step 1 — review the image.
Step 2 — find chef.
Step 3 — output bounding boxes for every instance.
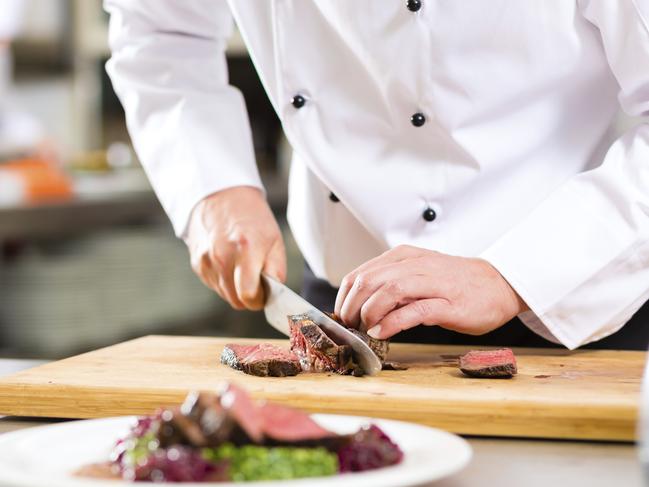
[105,1,649,350]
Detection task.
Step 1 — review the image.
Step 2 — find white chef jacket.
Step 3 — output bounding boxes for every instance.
[0,0,25,40]
[104,0,649,350]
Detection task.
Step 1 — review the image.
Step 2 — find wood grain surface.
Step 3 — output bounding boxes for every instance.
[0,335,642,441]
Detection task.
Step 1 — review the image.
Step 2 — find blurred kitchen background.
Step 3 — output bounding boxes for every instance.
[0,0,641,360]
[0,0,295,359]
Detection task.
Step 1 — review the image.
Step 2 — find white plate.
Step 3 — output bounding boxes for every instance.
[0,415,472,487]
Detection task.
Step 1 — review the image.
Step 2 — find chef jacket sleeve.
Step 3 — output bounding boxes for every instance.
[104,0,263,237]
[480,1,649,349]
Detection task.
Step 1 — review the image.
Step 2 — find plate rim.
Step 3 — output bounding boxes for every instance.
[0,413,472,487]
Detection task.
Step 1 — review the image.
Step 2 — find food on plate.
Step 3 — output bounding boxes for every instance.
[221,313,404,378]
[459,348,518,378]
[220,343,301,377]
[77,383,403,482]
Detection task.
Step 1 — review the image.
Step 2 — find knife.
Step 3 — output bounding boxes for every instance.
[261,273,382,376]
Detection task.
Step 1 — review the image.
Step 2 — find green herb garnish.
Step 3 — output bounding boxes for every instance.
[202,444,338,481]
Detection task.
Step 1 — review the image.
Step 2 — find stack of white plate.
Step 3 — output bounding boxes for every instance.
[0,226,222,356]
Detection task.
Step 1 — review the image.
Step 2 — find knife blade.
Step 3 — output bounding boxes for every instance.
[261,273,382,376]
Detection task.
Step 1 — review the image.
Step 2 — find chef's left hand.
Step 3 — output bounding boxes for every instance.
[334,245,528,339]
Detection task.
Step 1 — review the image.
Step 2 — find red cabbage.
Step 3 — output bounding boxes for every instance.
[337,425,403,472]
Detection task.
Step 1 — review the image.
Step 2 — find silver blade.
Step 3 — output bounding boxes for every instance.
[261,273,382,376]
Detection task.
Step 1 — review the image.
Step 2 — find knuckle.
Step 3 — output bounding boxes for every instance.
[353,275,367,291]
[354,272,376,291]
[228,227,250,248]
[394,244,414,254]
[385,280,403,296]
[412,300,432,318]
[340,273,355,290]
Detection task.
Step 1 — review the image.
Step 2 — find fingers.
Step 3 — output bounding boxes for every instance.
[192,251,245,310]
[338,257,441,329]
[367,298,453,339]
[338,260,416,328]
[185,186,286,312]
[334,245,425,321]
[232,235,287,310]
[217,274,246,310]
[263,238,287,283]
[210,245,246,310]
[233,234,267,310]
[358,276,437,330]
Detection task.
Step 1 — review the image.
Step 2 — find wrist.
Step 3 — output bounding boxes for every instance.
[479,258,529,319]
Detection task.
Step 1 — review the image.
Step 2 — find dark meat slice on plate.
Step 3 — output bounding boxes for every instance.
[218,382,265,443]
[157,384,265,448]
[221,343,301,377]
[156,383,345,451]
[289,314,356,374]
[459,348,518,378]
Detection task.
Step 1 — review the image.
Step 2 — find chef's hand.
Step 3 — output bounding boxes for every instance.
[184,186,286,310]
[334,245,527,339]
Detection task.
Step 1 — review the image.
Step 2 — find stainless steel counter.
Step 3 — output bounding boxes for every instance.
[0,359,642,487]
[0,192,164,240]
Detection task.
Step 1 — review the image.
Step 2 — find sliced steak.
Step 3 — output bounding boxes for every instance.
[382,361,409,371]
[218,383,265,444]
[158,387,260,447]
[221,343,301,377]
[328,312,390,363]
[258,402,350,450]
[289,314,356,374]
[156,384,342,450]
[459,348,518,378]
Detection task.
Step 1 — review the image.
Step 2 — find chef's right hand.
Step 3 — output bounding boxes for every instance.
[184,186,287,311]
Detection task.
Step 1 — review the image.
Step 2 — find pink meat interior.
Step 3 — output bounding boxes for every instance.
[460,348,516,367]
[259,402,335,441]
[225,343,299,364]
[220,383,265,443]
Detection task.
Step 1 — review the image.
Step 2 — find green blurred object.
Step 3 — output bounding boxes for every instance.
[202,443,338,481]
[118,432,158,469]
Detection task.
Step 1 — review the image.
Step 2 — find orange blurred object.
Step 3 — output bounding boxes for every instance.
[0,158,73,203]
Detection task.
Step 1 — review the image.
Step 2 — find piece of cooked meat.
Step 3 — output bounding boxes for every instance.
[156,384,344,451]
[221,343,301,377]
[157,389,258,448]
[258,402,351,450]
[289,314,358,374]
[326,312,390,363]
[381,361,408,371]
[459,348,518,378]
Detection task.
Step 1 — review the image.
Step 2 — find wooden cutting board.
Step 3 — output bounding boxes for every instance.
[0,335,643,441]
